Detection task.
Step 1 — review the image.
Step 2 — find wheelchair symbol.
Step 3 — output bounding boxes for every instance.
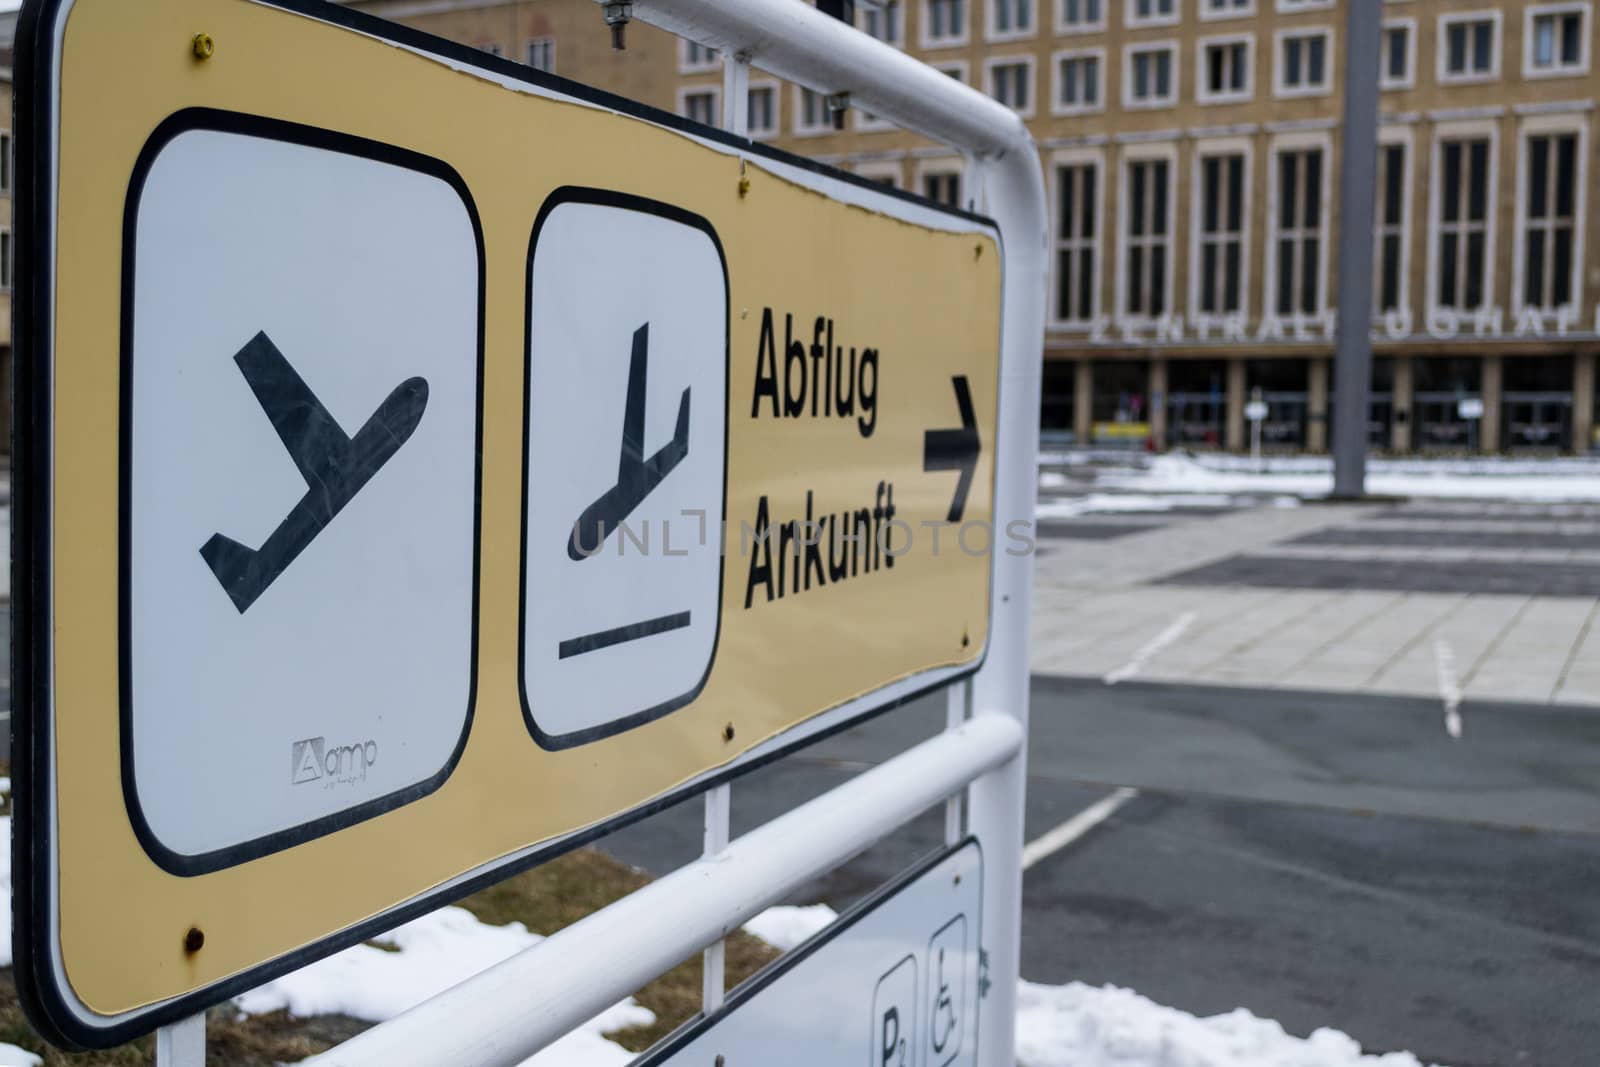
[926,914,967,1066]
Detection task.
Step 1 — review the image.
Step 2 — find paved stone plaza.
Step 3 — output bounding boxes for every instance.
[1031,496,1600,706]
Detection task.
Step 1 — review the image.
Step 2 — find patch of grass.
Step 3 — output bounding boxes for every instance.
[0,847,782,1062]
[454,848,782,1053]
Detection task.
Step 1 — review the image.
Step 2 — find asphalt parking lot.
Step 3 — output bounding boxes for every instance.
[602,678,1600,1067]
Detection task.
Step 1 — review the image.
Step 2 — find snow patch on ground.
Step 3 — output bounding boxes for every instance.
[1087,453,1600,502]
[0,1043,40,1067]
[0,811,1447,1067]
[0,817,12,968]
[235,905,652,1066]
[1036,492,1247,518]
[740,903,838,950]
[1017,981,1444,1067]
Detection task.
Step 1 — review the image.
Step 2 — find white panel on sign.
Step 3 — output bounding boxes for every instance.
[126,124,481,867]
[521,191,728,747]
[637,840,983,1067]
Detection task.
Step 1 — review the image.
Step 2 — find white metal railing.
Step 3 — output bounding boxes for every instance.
[305,717,1024,1067]
[153,2,1047,1063]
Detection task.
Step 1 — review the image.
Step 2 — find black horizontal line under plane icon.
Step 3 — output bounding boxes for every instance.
[561,321,692,659]
[200,331,428,614]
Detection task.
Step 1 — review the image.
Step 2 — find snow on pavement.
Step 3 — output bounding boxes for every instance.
[1017,981,1445,1067]
[1089,453,1600,502]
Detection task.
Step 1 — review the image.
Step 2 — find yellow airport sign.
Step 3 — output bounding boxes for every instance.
[12,0,1001,1045]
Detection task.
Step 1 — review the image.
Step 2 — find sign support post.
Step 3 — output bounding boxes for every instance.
[1330,0,1382,497]
[154,1013,203,1067]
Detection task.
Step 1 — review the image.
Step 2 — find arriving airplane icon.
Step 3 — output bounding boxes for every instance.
[566,322,690,561]
[201,331,428,613]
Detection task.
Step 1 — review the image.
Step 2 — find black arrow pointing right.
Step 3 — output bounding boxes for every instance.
[923,375,981,523]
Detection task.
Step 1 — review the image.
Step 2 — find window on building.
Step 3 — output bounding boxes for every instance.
[1527,6,1587,75]
[861,2,903,44]
[991,0,1034,35]
[1276,0,1332,11]
[0,133,11,195]
[1200,38,1251,102]
[1,229,13,291]
[1197,154,1246,315]
[1056,51,1102,111]
[926,0,966,42]
[1441,15,1497,81]
[1436,137,1492,310]
[748,85,778,137]
[525,37,555,73]
[1055,161,1098,323]
[682,89,718,126]
[1202,0,1253,18]
[682,39,719,72]
[1277,30,1330,95]
[1523,132,1579,309]
[934,61,969,84]
[1127,0,1175,25]
[478,41,504,57]
[1273,147,1324,316]
[1381,22,1412,87]
[1126,44,1176,107]
[795,88,832,134]
[988,60,1033,112]
[1375,143,1408,313]
[1060,0,1103,30]
[924,171,962,208]
[1123,157,1170,317]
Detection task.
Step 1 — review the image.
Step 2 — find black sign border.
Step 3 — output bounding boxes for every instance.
[114,108,488,877]
[518,187,729,751]
[11,0,1000,1049]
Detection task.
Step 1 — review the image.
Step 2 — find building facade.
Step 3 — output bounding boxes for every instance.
[348,0,1599,454]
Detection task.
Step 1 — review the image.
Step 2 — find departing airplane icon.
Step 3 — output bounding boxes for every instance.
[201,331,428,613]
[566,322,690,561]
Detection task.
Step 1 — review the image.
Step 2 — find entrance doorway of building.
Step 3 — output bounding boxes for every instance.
[1092,359,1150,447]
[1246,360,1307,450]
[1413,357,1482,452]
[1502,356,1572,452]
[1041,359,1076,449]
[1166,360,1226,449]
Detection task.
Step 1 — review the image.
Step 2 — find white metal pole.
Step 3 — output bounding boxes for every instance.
[698,52,750,1018]
[965,141,1046,1067]
[307,717,1024,1067]
[591,10,1047,1063]
[154,1013,204,1067]
[945,678,970,845]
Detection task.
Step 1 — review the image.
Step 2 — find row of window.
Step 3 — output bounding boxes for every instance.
[992,30,1336,116]
[769,0,1593,69]
[681,10,1588,133]
[1032,125,1584,329]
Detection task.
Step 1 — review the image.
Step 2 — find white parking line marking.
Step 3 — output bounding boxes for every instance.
[1021,787,1139,872]
[1433,638,1463,739]
[1103,612,1196,686]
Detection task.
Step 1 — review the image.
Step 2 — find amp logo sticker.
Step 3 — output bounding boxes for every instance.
[291,736,379,787]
